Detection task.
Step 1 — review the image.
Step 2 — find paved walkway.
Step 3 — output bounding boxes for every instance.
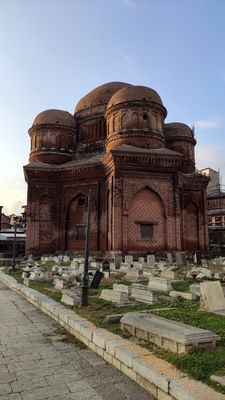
[0,282,154,400]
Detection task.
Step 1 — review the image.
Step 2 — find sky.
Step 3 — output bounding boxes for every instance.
[1,0,225,215]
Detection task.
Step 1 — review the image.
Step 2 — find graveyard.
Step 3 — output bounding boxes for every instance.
[2,252,225,396]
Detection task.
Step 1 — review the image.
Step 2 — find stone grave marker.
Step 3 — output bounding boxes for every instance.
[200,281,225,313]
[175,251,186,266]
[132,261,143,270]
[167,252,173,265]
[125,255,133,264]
[201,259,208,268]
[147,254,155,267]
[195,251,202,265]
[114,254,122,269]
[90,270,104,289]
[103,259,110,272]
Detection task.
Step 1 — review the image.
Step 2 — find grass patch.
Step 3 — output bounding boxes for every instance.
[151,306,225,341]
[28,282,63,302]
[171,280,192,292]
[3,267,24,284]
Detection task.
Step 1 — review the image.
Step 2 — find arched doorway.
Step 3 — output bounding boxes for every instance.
[127,187,166,251]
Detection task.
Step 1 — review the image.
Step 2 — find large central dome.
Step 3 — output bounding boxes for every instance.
[74,81,130,114]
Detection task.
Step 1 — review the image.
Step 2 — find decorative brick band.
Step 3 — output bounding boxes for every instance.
[0,271,223,400]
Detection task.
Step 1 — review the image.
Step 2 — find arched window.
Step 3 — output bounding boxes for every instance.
[143,112,149,128]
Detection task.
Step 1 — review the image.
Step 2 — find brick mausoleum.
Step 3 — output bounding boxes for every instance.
[24,82,209,257]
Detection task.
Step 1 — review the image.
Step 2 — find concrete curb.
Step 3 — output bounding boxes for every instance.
[0,270,224,400]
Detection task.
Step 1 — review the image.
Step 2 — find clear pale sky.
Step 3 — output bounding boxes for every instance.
[1,0,225,215]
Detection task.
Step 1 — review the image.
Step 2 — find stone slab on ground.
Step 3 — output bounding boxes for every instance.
[121,312,221,354]
[200,281,225,312]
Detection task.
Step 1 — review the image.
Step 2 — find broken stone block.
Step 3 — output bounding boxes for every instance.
[190,283,200,298]
[54,278,68,291]
[70,260,79,269]
[113,283,131,295]
[130,284,158,304]
[52,265,59,273]
[63,255,70,263]
[196,272,210,281]
[100,289,130,304]
[125,269,141,282]
[169,290,197,301]
[148,277,173,293]
[61,289,81,306]
[191,267,212,279]
[125,255,133,264]
[160,270,184,280]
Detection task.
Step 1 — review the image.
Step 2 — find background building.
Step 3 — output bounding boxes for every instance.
[199,168,225,245]
[24,82,209,257]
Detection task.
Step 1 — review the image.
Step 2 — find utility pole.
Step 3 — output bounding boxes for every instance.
[12,222,17,272]
[81,189,91,307]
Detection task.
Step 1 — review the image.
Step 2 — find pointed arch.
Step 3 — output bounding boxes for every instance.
[126,184,167,215]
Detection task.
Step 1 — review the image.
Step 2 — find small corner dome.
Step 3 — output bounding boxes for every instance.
[165,122,194,138]
[74,81,130,114]
[107,85,164,109]
[32,109,76,128]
